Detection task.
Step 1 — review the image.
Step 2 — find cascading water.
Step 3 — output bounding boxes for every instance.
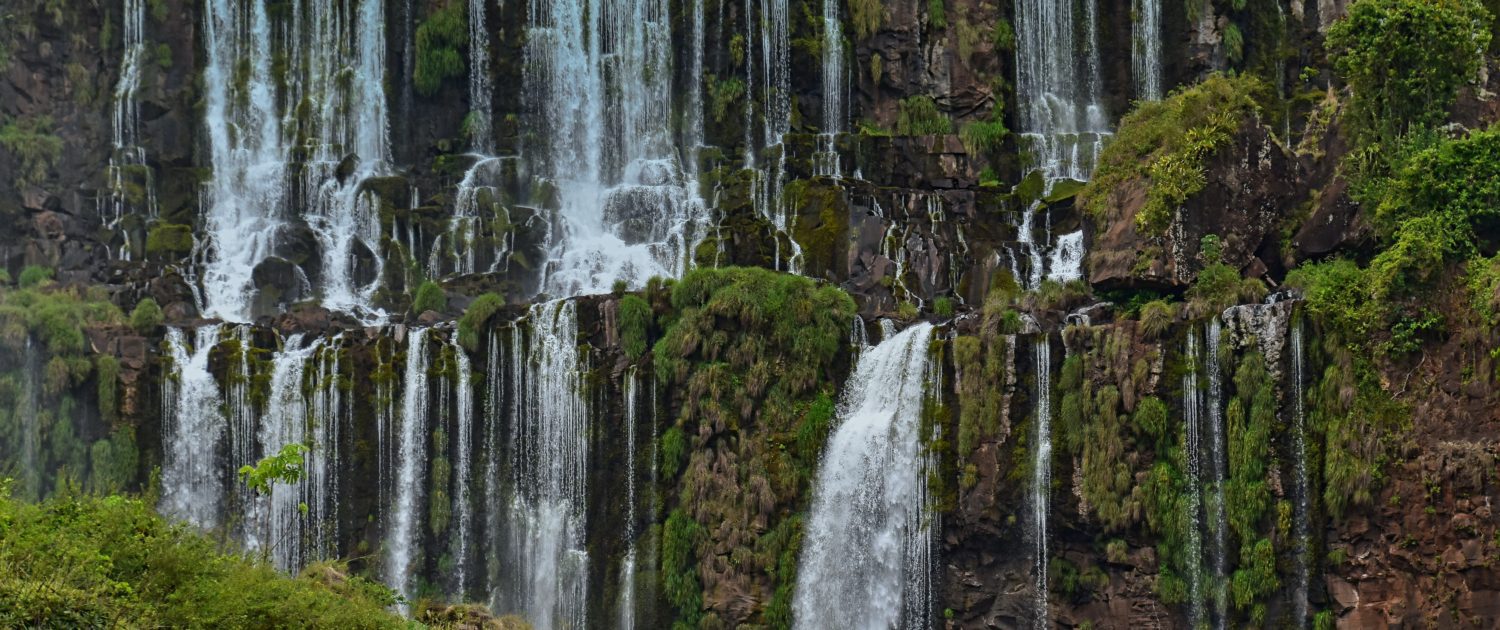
[1014,0,1111,183]
[199,0,287,320]
[468,0,494,153]
[1182,329,1207,627]
[18,338,40,500]
[450,335,476,597]
[298,0,391,318]
[253,334,327,570]
[793,322,934,629]
[1132,0,1163,100]
[1205,319,1229,627]
[814,0,844,177]
[104,0,156,254]
[388,327,430,611]
[199,0,390,320]
[160,326,227,529]
[618,368,640,629]
[498,300,589,627]
[526,0,709,296]
[1031,334,1053,628]
[1290,319,1311,627]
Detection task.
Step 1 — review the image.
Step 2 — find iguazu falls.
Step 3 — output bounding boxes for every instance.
[2,0,1500,626]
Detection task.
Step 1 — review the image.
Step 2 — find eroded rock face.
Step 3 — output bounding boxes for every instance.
[1087,120,1303,291]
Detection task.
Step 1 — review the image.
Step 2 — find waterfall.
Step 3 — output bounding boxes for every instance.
[253,334,328,571]
[685,0,706,172]
[1182,328,1207,627]
[744,0,801,272]
[161,326,227,529]
[451,335,477,597]
[388,327,431,610]
[468,0,494,153]
[618,368,640,629]
[1290,318,1311,627]
[199,0,390,320]
[104,0,156,251]
[1133,0,1163,100]
[18,338,40,500]
[1205,319,1229,627]
[527,0,708,296]
[499,300,589,627]
[1031,335,1053,628]
[1047,230,1085,283]
[299,0,391,318]
[199,0,287,320]
[483,329,506,600]
[793,322,935,629]
[814,0,844,177]
[307,335,343,565]
[1014,0,1112,183]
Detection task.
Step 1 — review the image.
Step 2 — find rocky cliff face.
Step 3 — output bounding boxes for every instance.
[4,0,1500,627]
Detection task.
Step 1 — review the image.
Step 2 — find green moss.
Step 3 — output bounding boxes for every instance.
[848,0,884,40]
[145,224,195,257]
[786,179,849,278]
[456,292,504,351]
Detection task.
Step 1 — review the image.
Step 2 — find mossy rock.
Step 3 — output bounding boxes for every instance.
[1043,178,1086,204]
[145,223,194,259]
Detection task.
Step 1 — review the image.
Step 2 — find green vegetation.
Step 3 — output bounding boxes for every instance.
[618,294,652,360]
[0,115,63,190]
[412,280,447,315]
[1225,352,1279,622]
[652,267,854,624]
[1079,74,1263,234]
[849,0,884,40]
[960,103,1009,157]
[707,75,745,123]
[896,96,952,135]
[18,265,51,288]
[0,486,408,627]
[145,223,195,257]
[130,298,163,334]
[926,0,947,29]
[1326,0,1489,144]
[414,0,467,97]
[457,292,504,351]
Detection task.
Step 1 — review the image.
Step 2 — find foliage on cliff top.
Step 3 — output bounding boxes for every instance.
[0,485,411,628]
[1326,0,1489,145]
[1079,73,1264,235]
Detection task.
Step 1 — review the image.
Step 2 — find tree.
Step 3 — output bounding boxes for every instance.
[1327,0,1490,144]
[238,443,310,558]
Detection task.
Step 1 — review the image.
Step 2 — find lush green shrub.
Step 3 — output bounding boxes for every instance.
[960,104,1009,157]
[661,509,704,626]
[896,96,952,135]
[1138,300,1174,339]
[708,75,745,123]
[660,425,687,479]
[1326,0,1490,144]
[1079,74,1263,234]
[849,0,884,39]
[932,296,955,317]
[145,223,195,257]
[457,292,504,351]
[130,297,164,334]
[96,355,120,423]
[0,488,406,627]
[926,0,947,29]
[617,294,652,360]
[412,280,447,315]
[17,265,51,288]
[414,1,467,97]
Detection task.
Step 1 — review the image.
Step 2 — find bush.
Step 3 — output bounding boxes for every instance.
[1079,74,1263,234]
[412,281,447,315]
[145,223,195,257]
[960,104,1009,157]
[1326,0,1490,144]
[413,1,467,97]
[0,489,407,627]
[896,96,952,135]
[1138,300,1174,339]
[457,292,504,351]
[932,296,955,317]
[618,294,652,360]
[0,116,63,189]
[130,298,164,334]
[18,265,52,288]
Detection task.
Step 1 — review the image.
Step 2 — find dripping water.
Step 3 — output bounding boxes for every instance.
[1290,318,1310,627]
[451,334,476,597]
[1183,328,1207,628]
[161,326,227,529]
[1031,334,1053,628]
[1205,319,1229,628]
[388,327,430,611]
